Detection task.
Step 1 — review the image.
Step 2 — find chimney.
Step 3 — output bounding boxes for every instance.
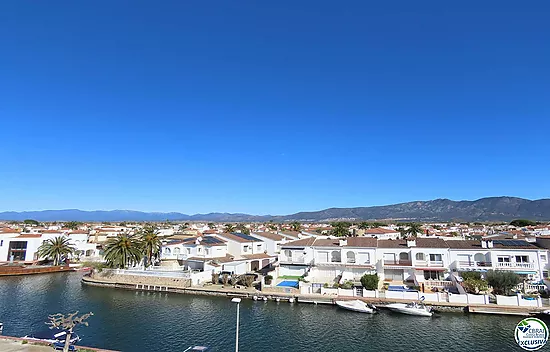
[487,240,494,248]
[481,240,487,249]
[339,239,348,247]
[406,238,416,247]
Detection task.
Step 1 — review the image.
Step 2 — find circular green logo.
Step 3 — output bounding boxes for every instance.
[515,318,548,351]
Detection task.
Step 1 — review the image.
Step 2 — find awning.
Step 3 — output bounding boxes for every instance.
[515,271,537,275]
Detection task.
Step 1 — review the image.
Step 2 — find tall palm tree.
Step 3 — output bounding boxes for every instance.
[236,223,250,235]
[405,223,423,238]
[290,221,301,232]
[140,225,162,267]
[38,236,75,266]
[330,222,351,237]
[103,233,142,269]
[224,223,235,233]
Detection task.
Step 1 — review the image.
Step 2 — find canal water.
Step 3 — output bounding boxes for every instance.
[0,272,531,351]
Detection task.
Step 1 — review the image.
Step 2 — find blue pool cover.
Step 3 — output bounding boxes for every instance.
[277,280,299,288]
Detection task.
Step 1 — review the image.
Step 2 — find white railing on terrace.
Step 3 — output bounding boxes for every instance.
[425,280,454,287]
[279,255,309,264]
[456,261,492,268]
[496,262,535,269]
[516,283,547,293]
[108,268,191,278]
[416,260,444,267]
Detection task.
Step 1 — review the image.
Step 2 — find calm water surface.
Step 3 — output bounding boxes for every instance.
[0,272,533,351]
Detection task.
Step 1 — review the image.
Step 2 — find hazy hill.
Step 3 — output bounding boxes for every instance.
[1,197,549,222]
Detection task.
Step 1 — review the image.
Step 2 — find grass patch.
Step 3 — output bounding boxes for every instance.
[278,276,301,280]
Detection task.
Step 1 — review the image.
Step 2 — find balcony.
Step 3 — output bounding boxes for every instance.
[384,260,412,266]
[496,262,535,269]
[279,255,310,265]
[415,260,444,267]
[456,261,492,268]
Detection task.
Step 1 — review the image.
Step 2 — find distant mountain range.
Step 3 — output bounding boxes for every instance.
[1,197,550,222]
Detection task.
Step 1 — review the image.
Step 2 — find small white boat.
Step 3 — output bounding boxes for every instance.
[386,302,433,317]
[0,322,3,334]
[22,330,80,344]
[253,296,258,301]
[288,297,295,303]
[335,300,375,314]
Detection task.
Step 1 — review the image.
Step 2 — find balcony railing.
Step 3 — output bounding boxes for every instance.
[384,260,412,266]
[416,260,444,267]
[279,256,308,264]
[457,261,492,267]
[496,262,535,269]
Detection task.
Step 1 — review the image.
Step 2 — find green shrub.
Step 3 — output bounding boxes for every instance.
[360,274,379,290]
[265,275,273,285]
[462,278,489,294]
[339,280,354,289]
[486,270,522,295]
[460,271,482,281]
[323,283,329,288]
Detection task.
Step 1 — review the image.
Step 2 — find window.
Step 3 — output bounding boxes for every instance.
[187,248,191,254]
[429,254,442,262]
[205,248,209,255]
[346,251,356,264]
[257,244,262,251]
[515,255,529,263]
[164,247,171,255]
[331,250,341,263]
[424,270,442,280]
[497,256,510,263]
[541,255,547,262]
[0,240,3,246]
[415,253,425,261]
[399,252,409,261]
[243,245,249,253]
[198,247,202,253]
[173,247,181,255]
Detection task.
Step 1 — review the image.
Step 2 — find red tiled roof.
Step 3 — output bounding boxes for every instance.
[252,232,285,241]
[364,228,399,234]
[242,253,274,260]
[16,234,42,238]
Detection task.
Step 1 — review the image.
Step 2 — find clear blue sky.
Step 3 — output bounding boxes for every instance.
[1,1,549,215]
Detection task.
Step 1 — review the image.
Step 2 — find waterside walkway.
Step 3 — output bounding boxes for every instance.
[0,336,118,352]
[82,275,546,316]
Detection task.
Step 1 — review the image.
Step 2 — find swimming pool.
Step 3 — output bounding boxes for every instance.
[277,280,299,288]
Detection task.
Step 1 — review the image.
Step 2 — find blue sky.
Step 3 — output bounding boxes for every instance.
[1,1,549,215]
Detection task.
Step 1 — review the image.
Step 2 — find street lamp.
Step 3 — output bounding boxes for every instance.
[231,297,241,352]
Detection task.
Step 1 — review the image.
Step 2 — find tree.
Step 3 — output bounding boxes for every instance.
[268,223,278,231]
[207,223,216,229]
[38,236,75,266]
[290,221,301,232]
[64,221,81,230]
[47,311,93,352]
[224,223,236,233]
[358,222,370,230]
[405,223,423,238]
[139,225,161,267]
[330,222,351,237]
[103,233,142,268]
[510,219,537,227]
[486,270,522,295]
[462,278,489,294]
[23,219,39,226]
[360,274,379,290]
[178,223,189,232]
[236,223,250,235]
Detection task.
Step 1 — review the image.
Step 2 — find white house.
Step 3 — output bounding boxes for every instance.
[251,231,294,255]
[449,239,546,281]
[362,228,401,239]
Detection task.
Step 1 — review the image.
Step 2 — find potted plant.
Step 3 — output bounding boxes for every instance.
[265,275,273,285]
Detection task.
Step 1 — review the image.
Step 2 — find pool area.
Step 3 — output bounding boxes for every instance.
[277,280,299,288]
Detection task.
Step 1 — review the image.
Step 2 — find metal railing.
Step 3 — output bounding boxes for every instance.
[496,262,535,269]
[384,260,412,266]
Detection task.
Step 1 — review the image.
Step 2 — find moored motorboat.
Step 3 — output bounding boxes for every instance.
[386,302,433,317]
[22,330,80,344]
[335,300,376,314]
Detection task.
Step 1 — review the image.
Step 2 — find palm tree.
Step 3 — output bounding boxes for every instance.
[178,223,189,232]
[38,236,75,266]
[358,222,370,230]
[330,222,351,237]
[140,225,161,267]
[405,223,423,238]
[224,223,235,233]
[236,223,250,235]
[290,221,301,232]
[103,233,142,268]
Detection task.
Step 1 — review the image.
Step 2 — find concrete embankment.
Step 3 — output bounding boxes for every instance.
[82,274,546,316]
[0,265,74,277]
[0,336,118,352]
